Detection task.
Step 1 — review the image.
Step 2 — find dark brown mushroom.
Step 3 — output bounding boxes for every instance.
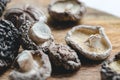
[0,19,20,71]
[48,0,86,21]
[19,20,53,50]
[101,52,120,80]
[47,42,81,71]
[4,5,47,28]
[9,50,51,80]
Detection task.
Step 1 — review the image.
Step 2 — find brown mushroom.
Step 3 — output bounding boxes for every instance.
[9,50,51,80]
[19,20,53,50]
[48,0,86,21]
[65,25,112,60]
[47,42,81,71]
[4,5,47,28]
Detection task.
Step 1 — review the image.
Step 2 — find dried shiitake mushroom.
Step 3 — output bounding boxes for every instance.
[19,20,53,50]
[9,50,51,80]
[65,25,112,60]
[47,42,81,71]
[0,19,20,70]
[4,5,47,28]
[48,0,86,21]
[101,52,120,80]
[4,8,25,29]
[24,5,47,23]
[0,0,10,16]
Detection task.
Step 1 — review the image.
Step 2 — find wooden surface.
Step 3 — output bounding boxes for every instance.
[1,0,120,80]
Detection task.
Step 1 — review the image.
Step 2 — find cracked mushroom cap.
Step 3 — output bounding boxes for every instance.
[47,42,81,71]
[0,19,20,70]
[19,20,53,50]
[9,50,51,80]
[4,5,47,28]
[0,0,10,16]
[65,25,112,60]
[48,0,86,21]
[101,52,120,80]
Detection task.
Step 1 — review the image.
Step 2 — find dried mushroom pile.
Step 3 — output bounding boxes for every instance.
[0,0,117,80]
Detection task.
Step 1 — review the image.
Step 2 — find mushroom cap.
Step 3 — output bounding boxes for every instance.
[0,19,20,70]
[101,52,120,80]
[65,25,112,60]
[19,20,53,50]
[9,50,51,80]
[48,0,86,21]
[4,5,47,28]
[47,42,81,71]
[4,8,26,28]
[24,5,47,23]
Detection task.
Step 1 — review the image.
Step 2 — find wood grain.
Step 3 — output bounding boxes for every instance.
[1,0,120,80]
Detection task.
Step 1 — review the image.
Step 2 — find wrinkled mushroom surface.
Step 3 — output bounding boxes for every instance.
[65,25,112,60]
[19,20,53,50]
[101,52,120,80]
[0,0,10,16]
[48,0,86,21]
[4,5,47,28]
[47,42,81,71]
[0,19,20,70]
[9,50,51,80]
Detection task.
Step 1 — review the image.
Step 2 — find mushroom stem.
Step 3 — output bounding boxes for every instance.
[85,34,101,48]
[17,50,35,72]
[29,22,51,45]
